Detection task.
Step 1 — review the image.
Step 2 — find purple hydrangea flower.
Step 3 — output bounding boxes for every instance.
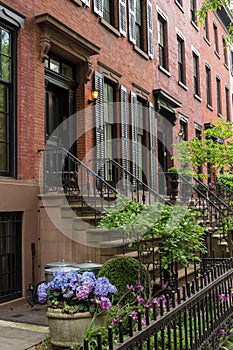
[37,283,48,303]
[100,296,111,311]
[76,285,91,299]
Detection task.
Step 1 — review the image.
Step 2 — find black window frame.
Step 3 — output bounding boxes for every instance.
[205,64,212,107]
[216,76,222,115]
[213,22,219,54]
[193,52,200,97]
[203,15,209,42]
[222,36,228,66]
[225,86,230,121]
[0,24,17,178]
[103,0,115,27]
[158,14,167,70]
[177,35,185,84]
[135,0,144,50]
[190,0,197,23]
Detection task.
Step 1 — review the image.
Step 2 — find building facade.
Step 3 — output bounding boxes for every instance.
[0,0,232,305]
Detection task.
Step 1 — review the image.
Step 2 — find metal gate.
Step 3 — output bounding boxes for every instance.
[0,212,22,303]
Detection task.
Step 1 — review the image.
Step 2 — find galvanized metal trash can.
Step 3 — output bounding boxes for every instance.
[45,259,80,283]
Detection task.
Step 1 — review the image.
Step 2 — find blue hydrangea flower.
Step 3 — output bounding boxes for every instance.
[94,277,117,297]
[37,283,48,303]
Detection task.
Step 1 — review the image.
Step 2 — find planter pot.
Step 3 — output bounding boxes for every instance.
[46,308,107,348]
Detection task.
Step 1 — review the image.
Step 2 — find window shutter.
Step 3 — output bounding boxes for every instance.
[93,0,103,17]
[149,103,156,190]
[130,91,138,185]
[128,0,136,44]
[120,86,129,180]
[94,72,105,178]
[119,0,127,37]
[147,0,153,58]
[81,0,90,7]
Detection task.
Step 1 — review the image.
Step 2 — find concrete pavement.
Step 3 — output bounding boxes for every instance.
[0,300,49,350]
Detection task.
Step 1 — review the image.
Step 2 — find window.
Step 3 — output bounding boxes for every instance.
[94,0,126,36]
[216,76,221,115]
[230,50,233,74]
[103,81,116,181]
[128,0,153,58]
[225,86,230,121]
[158,15,167,70]
[179,114,188,141]
[0,27,16,177]
[175,0,183,7]
[205,64,212,107]
[203,15,209,41]
[45,56,75,79]
[177,35,185,84]
[213,22,219,54]
[135,0,143,49]
[190,0,197,22]
[193,52,200,96]
[130,91,147,183]
[195,124,202,174]
[195,125,202,140]
[94,71,118,181]
[103,0,114,25]
[222,37,228,66]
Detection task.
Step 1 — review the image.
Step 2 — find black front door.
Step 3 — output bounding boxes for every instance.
[45,84,71,147]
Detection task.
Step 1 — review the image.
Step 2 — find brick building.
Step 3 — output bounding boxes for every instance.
[0,0,232,305]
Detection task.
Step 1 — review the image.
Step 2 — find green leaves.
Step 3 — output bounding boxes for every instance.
[173,121,233,178]
[99,196,207,270]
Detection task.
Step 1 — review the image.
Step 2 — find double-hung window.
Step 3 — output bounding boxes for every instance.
[193,52,200,97]
[222,37,228,66]
[213,22,219,54]
[216,76,221,115]
[203,15,209,42]
[94,0,127,36]
[0,7,24,178]
[177,35,185,84]
[190,0,197,23]
[103,0,115,26]
[205,64,212,107]
[225,86,230,121]
[158,14,167,70]
[128,0,153,58]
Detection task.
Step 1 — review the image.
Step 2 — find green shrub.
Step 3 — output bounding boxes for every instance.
[97,256,150,303]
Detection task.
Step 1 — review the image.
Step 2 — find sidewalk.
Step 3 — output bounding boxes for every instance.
[0,300,49,350]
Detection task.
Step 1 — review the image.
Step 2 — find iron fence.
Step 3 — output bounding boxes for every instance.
[84,259,233,350]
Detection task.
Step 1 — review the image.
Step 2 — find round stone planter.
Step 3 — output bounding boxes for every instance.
[46,308,107,348]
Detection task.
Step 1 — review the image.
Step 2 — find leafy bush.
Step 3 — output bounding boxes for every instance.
[99,195,207,270]
[97,256,150,303]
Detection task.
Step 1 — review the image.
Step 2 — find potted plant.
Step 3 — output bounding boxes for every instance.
[37,270,117,347]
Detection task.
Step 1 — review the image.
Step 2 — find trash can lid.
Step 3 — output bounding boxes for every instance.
[76,260,102,271]
[45,259,80,269]
[45,266,80,274]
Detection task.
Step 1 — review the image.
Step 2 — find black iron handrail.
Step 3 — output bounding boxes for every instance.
[193,176,233,214]
[42,147,118,224]
[103,157,171,205]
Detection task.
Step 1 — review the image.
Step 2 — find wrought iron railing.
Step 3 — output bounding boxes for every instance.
[42,147,118,223]
[84,258,233,350]
[102,158,170,205]
[165,172,233,258]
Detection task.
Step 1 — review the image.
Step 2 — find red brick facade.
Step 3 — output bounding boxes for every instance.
[0,0,232,305]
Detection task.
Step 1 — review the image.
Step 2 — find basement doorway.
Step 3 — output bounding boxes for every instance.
[0,212,22,303]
